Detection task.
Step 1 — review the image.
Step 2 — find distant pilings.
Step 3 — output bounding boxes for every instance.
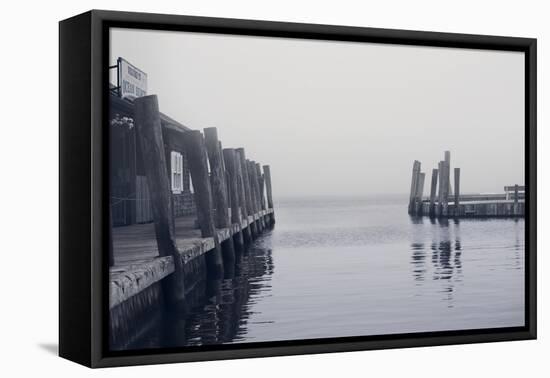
[408,160,425,216]
[408,150,524,218]
[429,168,438,216]
[408,160,421,215]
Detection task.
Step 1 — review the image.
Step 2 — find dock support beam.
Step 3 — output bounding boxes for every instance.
[134,94,186,304]
[429,168,438,216]
[416,172,425,215]
[235,149,252,246]
[183,130,224,279]
[443,151,451,215]
[236,148,257,240]
[438,160,449,216]
[263,165,275,226]
[247,159,261,234]
[408,160,421,215]
[254,162,266,231]
[256,163,266,210]
[223,148,245,253]
[251,160,262,232]
[204,127,236,271]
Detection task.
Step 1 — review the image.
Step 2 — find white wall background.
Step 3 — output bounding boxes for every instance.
[0,0,546,376]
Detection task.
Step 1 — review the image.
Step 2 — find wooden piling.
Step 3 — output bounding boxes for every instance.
[236,148,257,239]
[416,172,425,215]
[255,162,267,230]
[445,151,452,197]
[182,130,224,279]
[429,168,438,216]
[218,141,231,204]
[256,163,266,210]
[248,160,262,232]
[247,160,258,214]
[134,95,186,303]
[223,148,245,253]
[252,161,264,230]
[442,154,450,215]
[204,128,230,228]
[263,165,275,226]
[437,161,444,215]
[204,127,236,268]
[454,168,460,216]
[235,150,252,245]
[408,160,421,214]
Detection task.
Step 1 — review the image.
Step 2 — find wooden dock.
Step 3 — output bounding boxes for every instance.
[110,209,273,309]
[109,94,276,346]
[408,151,524,218]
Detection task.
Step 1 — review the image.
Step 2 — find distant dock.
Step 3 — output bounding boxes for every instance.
[408,151,524,218]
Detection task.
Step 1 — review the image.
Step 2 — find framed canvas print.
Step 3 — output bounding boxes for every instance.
[59,10,537,368]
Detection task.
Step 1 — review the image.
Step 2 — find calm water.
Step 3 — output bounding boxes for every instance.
[128,195,525,349]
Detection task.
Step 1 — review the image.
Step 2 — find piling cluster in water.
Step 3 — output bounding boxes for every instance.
[408,151,524,218]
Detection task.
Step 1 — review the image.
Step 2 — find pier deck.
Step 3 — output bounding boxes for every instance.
[109,209,273,309]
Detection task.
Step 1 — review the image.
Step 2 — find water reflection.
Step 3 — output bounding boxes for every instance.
[114,198,525,349]
[411,218,463,307]
[410,243,426,283]
[123,235,275,349]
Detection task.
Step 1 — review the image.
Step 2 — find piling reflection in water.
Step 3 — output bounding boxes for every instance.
[410,215,523,309]
[410,217,464,307]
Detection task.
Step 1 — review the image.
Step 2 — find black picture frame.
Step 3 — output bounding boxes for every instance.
[59,9,537,368]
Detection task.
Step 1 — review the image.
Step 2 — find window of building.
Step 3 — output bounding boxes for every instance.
[171,151,183,194]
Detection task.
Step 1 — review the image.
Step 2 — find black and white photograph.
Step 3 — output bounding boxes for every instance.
[107,27,527,352]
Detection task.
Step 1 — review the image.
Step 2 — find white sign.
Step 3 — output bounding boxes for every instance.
[118,58,147,100]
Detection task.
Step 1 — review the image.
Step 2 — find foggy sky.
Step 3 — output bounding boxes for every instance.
[110,28,525,198]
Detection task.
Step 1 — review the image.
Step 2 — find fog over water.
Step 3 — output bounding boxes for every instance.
[110,28,525,198]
